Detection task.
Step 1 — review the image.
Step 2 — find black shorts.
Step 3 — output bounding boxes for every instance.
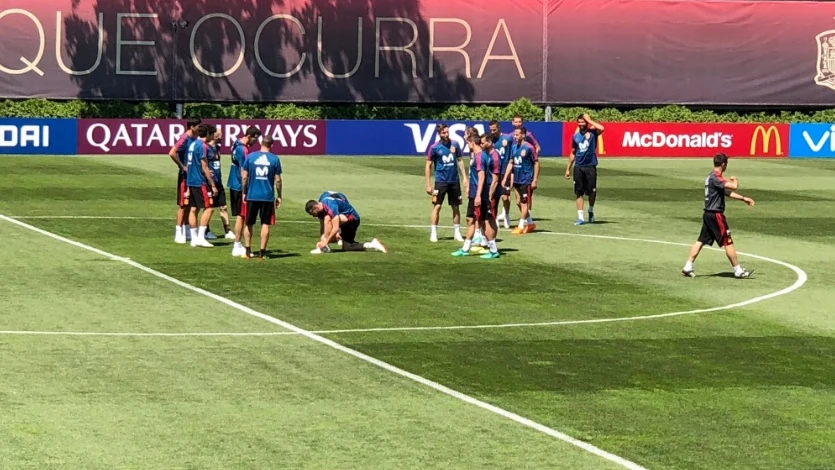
[188,185,212,210]
[698,211,733,247]
[177,172,187,206]
[466,197,494,222]
[244,200,276,226]
[513,184,532,204]
[211,186,226,208]
[433,182,462,206]
[229,190,243,217]
[574,165,598,197]
[340,218,360,244]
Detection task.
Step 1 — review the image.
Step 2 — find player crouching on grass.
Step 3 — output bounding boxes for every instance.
[305,192,387,254]
[452,133,501,259]
[240,136,283,260]
[682,153,755,279]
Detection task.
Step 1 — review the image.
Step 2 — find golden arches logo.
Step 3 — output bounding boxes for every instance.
[750,125,782,156]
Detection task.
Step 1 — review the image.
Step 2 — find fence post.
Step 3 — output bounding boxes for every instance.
[545,106,552,122]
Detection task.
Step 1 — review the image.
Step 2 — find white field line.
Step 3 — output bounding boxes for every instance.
[6,215,808,336]
[0,213,648,470]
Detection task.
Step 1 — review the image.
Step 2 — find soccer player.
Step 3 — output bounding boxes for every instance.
[227,126,262,257]
[425,123,467,243]
[565,113,604,225]
[169,117,201,244]
[240,135,282,260]
[682,153,754,279]
[305,193,387,254]
[512,114,541,223]
[452,133,501,259]
[503,127,539,234]
[185,123,217,248]
[206,128,232,240]
[489,120,514,228]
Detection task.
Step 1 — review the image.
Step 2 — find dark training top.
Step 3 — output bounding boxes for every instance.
[704,170,727,213]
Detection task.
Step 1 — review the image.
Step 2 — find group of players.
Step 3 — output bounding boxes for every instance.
[170,119,386,260]
[167,114,756,277]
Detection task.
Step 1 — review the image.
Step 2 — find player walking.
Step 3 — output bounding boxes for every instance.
[682,153,754,279]
[240,136,283,260]
[425,123,467,243]
[565,113,604,225]
[228,126,262,257]
[169,118,201,244]
[185,124,217,248]
[489,120,514,229]
[305,193,387,254]
[503,127,538,234]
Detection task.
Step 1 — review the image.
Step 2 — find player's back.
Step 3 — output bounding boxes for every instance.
[324,196,360,220]
[245,151,280,201]
[319,191,349,204]
[227,139,248,191]
[704,171,726,212]
[186,140,207,186]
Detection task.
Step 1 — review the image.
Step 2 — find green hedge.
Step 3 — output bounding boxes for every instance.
[1,97,833,123]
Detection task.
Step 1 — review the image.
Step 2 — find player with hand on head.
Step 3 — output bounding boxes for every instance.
[682,153,754,279]
[566,113,604,225]
[227,126,262,257]
[425,123,467,243]
[512,114,540,224]
[169,117,201,244]
[185,123,217,248]
[503,126,539,235]
[305,193,387,254]
[489,120,514,229]
[240,136,282,260]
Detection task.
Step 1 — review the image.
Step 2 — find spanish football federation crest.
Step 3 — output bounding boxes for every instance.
[815,31,835,91]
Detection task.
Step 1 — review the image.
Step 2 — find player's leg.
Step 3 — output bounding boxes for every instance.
[715,215,750,278]
[683,213,715,277]
[512,186,530,234]
[453,199,477,256]
[587,166,598,223]
[219,191,233,239]
[450,183,464,241]
[256,202,275,259]
[481,199,500,259]
[187,186,203,246]
[430,183,446,242]
[243,202,260,258]
[500,190,511,229]
[195,186,215,247]
[523,186,536,233]
[175,174,187,243]
[574,168,587,225]
[229,190,245,256]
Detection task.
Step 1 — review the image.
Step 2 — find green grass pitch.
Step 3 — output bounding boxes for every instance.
[0,155,833,470]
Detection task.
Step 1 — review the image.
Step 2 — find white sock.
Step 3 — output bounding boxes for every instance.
[497,209,506,218]
[462,239,472,252]
[474,228,482,238]
[431,225,438,236]
[175,225,182,236]
[519,218,526,229]
[198,226,207,239]
[189,228,198,241]
[577,210,585,221]
[454,224,461,234]
[684,261,694,271]
[734,265,744,275]
[233,242,242,249]
[487,240,498,253]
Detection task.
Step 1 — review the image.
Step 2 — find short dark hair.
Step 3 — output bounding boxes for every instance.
[577,114,586,120]
[488,119,499,127]
[186,118,202,129]
[518,126,527,135]
[466,132,480,143]
[196,124,211,138]
[245,126,262,139]
[206,124,217,135]
[713,153,729,167]
[480,133,491,142]
[305,200,319,214]
[436,123,448,132]
[513,114,523,120]
[261,135,274,148]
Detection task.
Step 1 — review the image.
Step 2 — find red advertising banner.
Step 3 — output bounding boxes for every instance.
[77,119,326,155]
[2,0,834,105]
[561,123,789,158]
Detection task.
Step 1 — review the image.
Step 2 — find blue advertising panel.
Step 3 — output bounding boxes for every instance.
[326,120,564,157]
[0,119,78,155]
[788,123,835,158]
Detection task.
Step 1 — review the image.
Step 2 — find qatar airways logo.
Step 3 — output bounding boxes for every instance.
[622,131,733,149]
[404,123,486,154]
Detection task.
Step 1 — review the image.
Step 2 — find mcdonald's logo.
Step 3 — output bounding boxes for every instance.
[573,126,605,155]
[750,125,782,156]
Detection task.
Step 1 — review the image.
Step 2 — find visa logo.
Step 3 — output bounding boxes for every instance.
[404,123,486,154]
[801,124,835,153]
[0,125,50,148]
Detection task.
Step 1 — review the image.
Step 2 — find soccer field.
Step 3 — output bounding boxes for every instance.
[0,156,833,470]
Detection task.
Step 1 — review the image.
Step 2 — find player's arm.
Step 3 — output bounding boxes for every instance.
[727,191,755,206]
[502,162,513,187]
[319,215,340,248]
[475,159,486,205]
[318,216,325,236]
[529,133,541,155]
[274,174,283,208]
[200,158,217,193]
[241,168,249,200]
[583,114,605,135]
[168,140,186,172]
[458,158,469,192]
[723,176,739,191]
[424,147,434,194]
[532,149,541,190]
[565,150,576,179]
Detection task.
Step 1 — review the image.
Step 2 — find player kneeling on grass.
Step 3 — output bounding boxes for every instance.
[185,124,218,248]
[452,133,501,259]
[305,193,387,254]
[240,136,282,260]
[682,153,755,279]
